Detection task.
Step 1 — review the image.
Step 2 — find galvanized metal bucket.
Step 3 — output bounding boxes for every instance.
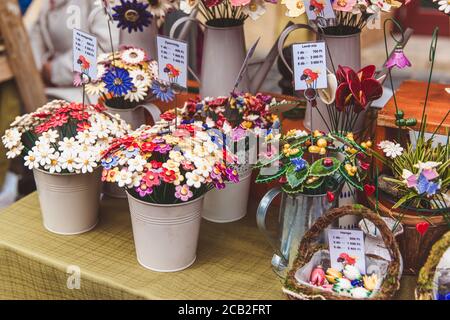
[126,192,204,272]
[106,103,161,130]
[33,168,102,235]
[257,188,338,276]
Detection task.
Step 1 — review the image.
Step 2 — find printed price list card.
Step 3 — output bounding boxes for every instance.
[73,29,97,80]
[328,229,366,274]
[157,35,188,88]
[292,41,328,91]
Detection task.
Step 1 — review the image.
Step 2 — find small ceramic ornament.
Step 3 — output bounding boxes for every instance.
[350,287,371,299]
[310,265,326,286]
[343,264,362,281]
[351,279,363,287]
[363,274,379,291]
[325,268,342,284]
[333,278,352,293]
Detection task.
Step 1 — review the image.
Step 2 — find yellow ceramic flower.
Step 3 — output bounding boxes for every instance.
[316,138,328,148]
[313,130,323,138]
[325,268,342,284]
[306,176,319,184]
[308,145,321,154]
[363,274,378,291]
[286,129,297,138]
[346,147,358,155]
[345,163,357,176]
[361,140,373,149]
[241,121,253,129]
[346,132,354,141]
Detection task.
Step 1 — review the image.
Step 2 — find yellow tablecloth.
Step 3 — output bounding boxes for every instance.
[0,193,416,300]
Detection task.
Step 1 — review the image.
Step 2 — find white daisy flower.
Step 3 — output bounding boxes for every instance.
[378,140,393,150]
[438,0,450,14]
[116,169,133,188]
[130,172,143,188]
[6,144,24,159]
[121,48,146,65]
[148,60,159,78]
[194,161,212,178]
[97,52,112,64]
[180,0,198,14]
[129,69,152,87]
[382,142,403,159]
[283,0,306,17]
[85,82,106,96]
[59,150,78,172]
[75,152,97,174]
[39,129,59,143]
[243,0,266,21]
[124,84,148,103]
[76,130,97,145]
[127,155,147,173]
[414,161,442,171]
[58,137,78,152]
[162,159,180,173]
[45,152,62,174]
[36,145,56,166]
[24,150,40,170]
[2,128,22,149]
[169,150,185,163]
[185,171,205,189]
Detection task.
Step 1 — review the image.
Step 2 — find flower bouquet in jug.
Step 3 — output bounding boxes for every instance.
[1,100,130,234]
[101,120,239,271]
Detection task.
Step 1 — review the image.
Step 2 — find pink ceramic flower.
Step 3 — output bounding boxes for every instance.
[175,184,193,202]
[231,0,251,6]
[385,47,412,69]
[332,0,356,12]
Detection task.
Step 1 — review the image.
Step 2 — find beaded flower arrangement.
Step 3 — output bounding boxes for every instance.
[1,100,130,174]
[101,121,239,204]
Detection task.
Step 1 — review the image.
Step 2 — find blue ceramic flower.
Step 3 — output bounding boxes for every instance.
[291,158,307,172]
[152,81,175,102]
[112,0,152,33]
[103,68,133,96]
[417,172,440,196]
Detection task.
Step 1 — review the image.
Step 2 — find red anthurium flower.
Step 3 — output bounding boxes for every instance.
[360,161,371,170]
[363,184,376,196]
[416,222,430,236]
[326,191,335,203]
[335,65,383,113]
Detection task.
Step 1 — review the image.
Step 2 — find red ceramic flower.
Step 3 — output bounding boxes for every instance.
[141,141,156,153]
[160,168,177,183]
[416,222,430,236]
[160,110,176,122]
[335,65,383,112]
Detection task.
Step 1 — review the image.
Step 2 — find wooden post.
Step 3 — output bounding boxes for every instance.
[0,0,46,113]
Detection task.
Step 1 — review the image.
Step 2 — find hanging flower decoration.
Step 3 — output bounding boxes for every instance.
[101,121,239,204]
[1,100,130,174]
[385,46,412,69]
[335,65,383,113]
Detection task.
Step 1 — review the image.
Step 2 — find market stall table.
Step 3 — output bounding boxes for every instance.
[0,193,416,299]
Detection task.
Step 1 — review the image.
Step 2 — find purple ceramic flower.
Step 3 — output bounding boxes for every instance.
[417,173,440,196]
[406,174,418,189]
[214,181,226,190]
[226,168,240,184]
[136,185,153,197]
[385,47,412,70]
[175,184,193,202]
[155,143,172,154]
[422,168,439,181]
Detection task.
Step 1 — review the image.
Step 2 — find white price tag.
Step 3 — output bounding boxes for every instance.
[304,0,336,20]
[73,29,98,80]
[292,41,328,91]
[157,35,188,89]
[328,229,366,274]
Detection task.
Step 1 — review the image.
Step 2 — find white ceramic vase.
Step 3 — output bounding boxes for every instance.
[126,192,204,272]
[33,168,102,235]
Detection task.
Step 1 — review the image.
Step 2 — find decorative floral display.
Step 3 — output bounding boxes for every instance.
[282,0,410,34]
[1,100,130,174]
[100,121,239,204]
[254,129,373,197]
[112,0,178,32]
[81,47,173,109]
[163,92,281,141]
[180,0,275,24]
[308,254,381,298]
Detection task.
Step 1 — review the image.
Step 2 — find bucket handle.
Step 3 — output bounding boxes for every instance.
[256,187,283,256]
[169,16,204,83]
[137,102,161,125]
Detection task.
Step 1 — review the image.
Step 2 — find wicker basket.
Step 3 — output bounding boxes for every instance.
[415,231,450,300]
[283,205,402,300]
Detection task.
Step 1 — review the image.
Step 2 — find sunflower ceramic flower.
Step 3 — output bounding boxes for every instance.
[101,121,239,204]
[2,100,130,174]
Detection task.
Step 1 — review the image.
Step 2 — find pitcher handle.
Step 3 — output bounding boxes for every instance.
[169,15,204,83]
[277,24,317,76]
[137,102,161,125]
[256,187,283,253]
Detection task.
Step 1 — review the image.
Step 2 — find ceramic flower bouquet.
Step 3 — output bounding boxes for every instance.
[181,0,276,25]
[112,0,178,31]
[101,120,239,271]
[160,92,281,222]
[1,100,129,234]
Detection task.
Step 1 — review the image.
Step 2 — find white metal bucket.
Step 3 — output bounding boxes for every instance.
[126,192,204,272]
[33,169,102,235]
[103,182,126,199]
[106,103,161,130]
[202,169,252,223]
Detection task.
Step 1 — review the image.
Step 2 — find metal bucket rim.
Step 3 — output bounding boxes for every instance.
[205,20,244,30]
[126,190,205,208]
[319,29,361,38]
[33,167,101,177]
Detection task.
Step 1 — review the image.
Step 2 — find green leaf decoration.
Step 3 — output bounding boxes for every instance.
[338,164,363,191]
[304,176,324,189]
[392,192,417,209]
[282,184,304,195]
[286,165,309,189]
[255,166,287,184]
[309,157,341,177]
[330,132,368,156]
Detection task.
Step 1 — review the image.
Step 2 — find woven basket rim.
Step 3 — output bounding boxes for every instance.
[283,204,402,300]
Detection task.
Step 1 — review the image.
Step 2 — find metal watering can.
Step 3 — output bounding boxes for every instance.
[170,12,292,97]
